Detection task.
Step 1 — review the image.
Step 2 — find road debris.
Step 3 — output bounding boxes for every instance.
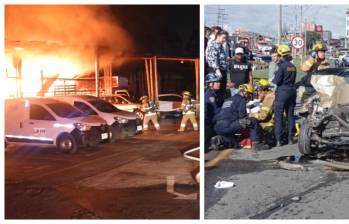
[214,181,235,189]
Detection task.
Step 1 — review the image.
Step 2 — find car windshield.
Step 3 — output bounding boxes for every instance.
[88,99,120,113]
[47,103,84,118]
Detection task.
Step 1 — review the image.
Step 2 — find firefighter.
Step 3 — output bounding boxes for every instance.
[178,91,198,132]
[301,42,330,73]
[140,96,160,131]
[297,42,331,113]
[250,79,276,146]
[272,44,297,147]
[211,84,268,151]
[205,73,221,153]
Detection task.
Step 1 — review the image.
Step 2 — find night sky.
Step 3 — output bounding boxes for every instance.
[109,5,199,58]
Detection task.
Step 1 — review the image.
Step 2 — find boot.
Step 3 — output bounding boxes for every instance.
[205,148,234,169]
[209,135,224,151]
[252,141,269,151]
[276,141,282,147]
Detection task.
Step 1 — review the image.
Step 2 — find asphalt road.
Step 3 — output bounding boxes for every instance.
[205,144,349,219]
[5,119,199,219]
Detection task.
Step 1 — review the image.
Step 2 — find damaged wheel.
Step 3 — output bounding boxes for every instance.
[298,120,314,155]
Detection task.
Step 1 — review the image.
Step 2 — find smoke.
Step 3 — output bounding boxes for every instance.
[5,5,133,75]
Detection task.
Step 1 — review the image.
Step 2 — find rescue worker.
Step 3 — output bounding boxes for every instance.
[272,45,297,147]
[251,79,275,127]
[140,96,160,131]
[250,79,276,146]
[301,42,330,73]
[178,91,198,132]
[205,73,221,153]
[297,42,331,113]
[211,84,268,151]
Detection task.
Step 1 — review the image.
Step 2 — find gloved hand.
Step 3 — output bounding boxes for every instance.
[215,69,222,79]
[239,117,252,129]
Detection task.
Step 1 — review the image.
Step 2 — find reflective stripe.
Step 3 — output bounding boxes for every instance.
[181,124,186,127]
[5,134,53,141]
[53,123,74,128]
[193,123,198,127]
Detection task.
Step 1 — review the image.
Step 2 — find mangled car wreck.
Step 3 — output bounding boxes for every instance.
[298,68,349,155]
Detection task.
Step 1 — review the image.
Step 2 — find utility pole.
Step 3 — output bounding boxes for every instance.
[278,5,282,45]
[216,7,227,28]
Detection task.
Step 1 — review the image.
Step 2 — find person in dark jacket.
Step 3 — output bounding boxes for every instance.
[272,45,297,146]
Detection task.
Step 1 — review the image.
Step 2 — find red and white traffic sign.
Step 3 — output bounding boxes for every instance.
[291,36,305,49]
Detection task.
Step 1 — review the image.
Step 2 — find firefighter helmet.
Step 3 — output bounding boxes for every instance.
[258,79,270,89]
[277,44,291,56]
[239,84,254,94]
[312,42,327,52]
[139,96,149,102]
[182,91,192,96]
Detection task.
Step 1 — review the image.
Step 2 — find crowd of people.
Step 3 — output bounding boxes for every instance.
[204,25,331,162]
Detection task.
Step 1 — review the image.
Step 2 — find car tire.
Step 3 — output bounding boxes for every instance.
[57,133,78,154]
[298,120,313,155]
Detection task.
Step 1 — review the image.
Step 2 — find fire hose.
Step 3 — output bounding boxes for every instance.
[183,147,200,183]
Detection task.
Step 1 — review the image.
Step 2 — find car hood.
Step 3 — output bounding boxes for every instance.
[113,110,137,119]
[311,69,349,108]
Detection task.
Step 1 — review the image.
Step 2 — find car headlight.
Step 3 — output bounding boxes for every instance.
[74,123,91,131]
[114,116,128,124]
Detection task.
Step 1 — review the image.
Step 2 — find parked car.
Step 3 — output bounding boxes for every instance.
[158,94,183,119]
[100,94,143,120]
[51,95,142,141]
[5,98,109,153]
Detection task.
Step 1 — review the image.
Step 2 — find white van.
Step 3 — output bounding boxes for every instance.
[5,98,110,153]
[50,95,142,142]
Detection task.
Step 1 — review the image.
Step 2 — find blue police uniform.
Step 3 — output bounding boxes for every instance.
[212,94,261,148]
[205,88,219,152]
[273,58,297,144]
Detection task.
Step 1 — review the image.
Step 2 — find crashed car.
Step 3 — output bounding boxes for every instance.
[298,68,349,155]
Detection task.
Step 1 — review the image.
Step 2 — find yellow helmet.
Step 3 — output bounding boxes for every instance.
[182,91,192,96]
[139,95,149,101]
[312,42,327,52]
[258,79,270,88]
[239,84,254,94]
[277,44,291,56]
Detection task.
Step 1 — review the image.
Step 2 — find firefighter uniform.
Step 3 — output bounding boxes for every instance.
[178,91,198,132]
[301,56,330,73]
[140,96,160,131]
[251,79,275,129]
[273,45,297,145]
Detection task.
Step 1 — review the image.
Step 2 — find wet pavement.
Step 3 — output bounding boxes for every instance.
[205,144,349,219]
[5,119,199,219]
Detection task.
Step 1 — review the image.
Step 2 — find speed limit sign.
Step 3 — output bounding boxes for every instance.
[291,36,305,49]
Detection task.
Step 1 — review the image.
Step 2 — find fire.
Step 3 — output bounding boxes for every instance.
[5,53,82,98]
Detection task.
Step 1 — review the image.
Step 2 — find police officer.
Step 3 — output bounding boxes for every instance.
[212,84,268,151]
[205,73,221,153]
[272,45,297,147]
[178,91,198,132]
[140,96,160,131]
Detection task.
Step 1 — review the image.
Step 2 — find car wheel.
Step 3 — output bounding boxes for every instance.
[57,133,78,154]
[298,120,314,155]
